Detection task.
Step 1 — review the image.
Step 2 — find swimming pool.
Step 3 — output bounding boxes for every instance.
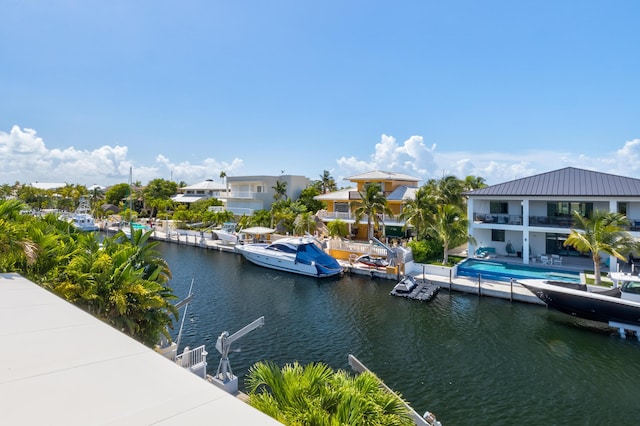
[457,259,581,283]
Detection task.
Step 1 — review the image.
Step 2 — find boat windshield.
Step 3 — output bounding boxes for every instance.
[622,281,640,295]
[266,243,297,254]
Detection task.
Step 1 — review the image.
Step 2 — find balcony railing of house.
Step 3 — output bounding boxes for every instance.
[472,213,522,225]
[327,238,388,257]
[228,191,258,199]
[474,213,640,231]
[317,211,397,224]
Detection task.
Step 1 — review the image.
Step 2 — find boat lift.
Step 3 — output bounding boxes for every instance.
[212,316,265,393]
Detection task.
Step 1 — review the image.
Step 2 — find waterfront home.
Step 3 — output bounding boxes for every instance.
[222,174,310,216]
[314,170,420,240]
[171,179,228,204]
[464,167,640,266]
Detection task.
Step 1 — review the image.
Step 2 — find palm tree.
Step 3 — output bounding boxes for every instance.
[319,170,337,194]
[246,360,413,425]
[426,204,474,264]
[272,180,287,201]
[564,210,633,285]
[399,186,433,239]
[294,212,316,235]
[0,199,38,271]
[351,183,393,240]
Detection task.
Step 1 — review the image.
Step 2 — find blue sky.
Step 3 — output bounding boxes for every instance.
[1,0,639,187]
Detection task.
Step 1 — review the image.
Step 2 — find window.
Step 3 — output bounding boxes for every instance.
[547,202,593,217]
[335,202,349,213]
[256,185,263,193]
[491,229,505,242]
[490,201,508,214]
[618,202,627,216]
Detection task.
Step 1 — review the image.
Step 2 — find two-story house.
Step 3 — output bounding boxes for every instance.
[465,167,640,265]
[314,171,419,240]
[171,179,228,204]
[224,174,310,216]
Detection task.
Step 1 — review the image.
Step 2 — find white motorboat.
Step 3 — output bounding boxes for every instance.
[213,222,239,244]
[235,236,343,278]
[67,197,99,232]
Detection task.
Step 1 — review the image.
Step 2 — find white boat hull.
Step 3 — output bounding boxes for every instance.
[235,237,342,278]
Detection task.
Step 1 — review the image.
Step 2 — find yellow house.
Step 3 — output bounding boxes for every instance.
[314,171,420,240]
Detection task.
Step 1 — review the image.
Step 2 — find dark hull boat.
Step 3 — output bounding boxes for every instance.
[356,254,389,268]
[518,278,640,326]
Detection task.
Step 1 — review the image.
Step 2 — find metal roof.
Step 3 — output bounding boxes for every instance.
[465,167,640,197]
[386,186,417,201]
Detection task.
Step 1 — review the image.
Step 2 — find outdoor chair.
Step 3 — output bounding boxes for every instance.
[540,255,551,265]
[551,254,563,265]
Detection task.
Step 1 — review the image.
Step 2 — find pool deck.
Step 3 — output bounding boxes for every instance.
[417,254,622,306]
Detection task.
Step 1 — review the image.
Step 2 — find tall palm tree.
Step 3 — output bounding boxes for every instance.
[319,170,337,194]
[564,210,633,285]
[351,183,394,240]
[399,186,433,239]
[426,204,474,265]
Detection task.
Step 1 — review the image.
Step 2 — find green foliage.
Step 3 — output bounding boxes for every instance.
[104,183,130,206]
[327,219,348,238]
[352,183,394,240]
[297,186,325,213]
[407,239,443,264]
[565,210,634,285]
[0,200,177,347]
[246,360,413,426]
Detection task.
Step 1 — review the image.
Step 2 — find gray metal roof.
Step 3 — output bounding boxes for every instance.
[465,167,640,197]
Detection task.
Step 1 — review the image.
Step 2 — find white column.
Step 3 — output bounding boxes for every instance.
[467,198,475,256]
[521,199,530,263]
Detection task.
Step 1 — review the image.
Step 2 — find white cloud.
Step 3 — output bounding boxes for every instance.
[0,125,246,186]
[337,134,437,180]
[335,135,640,185]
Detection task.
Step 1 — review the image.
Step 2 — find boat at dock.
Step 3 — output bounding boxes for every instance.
[66,197,99,232]
[518,275,640,328]
[356,254,389,268]
[213,222,239,244]
[235,236,343,278]
[390,275,439,302]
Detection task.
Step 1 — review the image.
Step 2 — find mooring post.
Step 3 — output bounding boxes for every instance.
[510,278,513,303]
[478,273,482,297]
[449,269,452,291]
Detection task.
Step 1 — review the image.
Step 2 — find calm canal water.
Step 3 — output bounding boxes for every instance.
[157,241,640,425]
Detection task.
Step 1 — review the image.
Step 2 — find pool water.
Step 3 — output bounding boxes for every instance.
[457,258,581,283]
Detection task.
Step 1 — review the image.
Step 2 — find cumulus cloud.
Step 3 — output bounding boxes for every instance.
[335,134,640,185]
[337,134,437,179]
[0,125,246,186]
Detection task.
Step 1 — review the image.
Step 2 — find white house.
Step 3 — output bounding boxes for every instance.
[465,167,640,265]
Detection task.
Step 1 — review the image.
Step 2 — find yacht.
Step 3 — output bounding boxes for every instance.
[67,197,99,232]
[519,274,640,327]
[235,236,343,278]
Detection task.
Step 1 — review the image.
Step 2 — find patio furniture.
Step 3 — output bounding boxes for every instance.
[506,242,516,257]
[552,254,563,265]
[540,255,551,265]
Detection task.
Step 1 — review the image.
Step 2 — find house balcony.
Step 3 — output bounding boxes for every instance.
[472,213,522,225]
[316,211,401,226]
[473,213,640,232]
[228,191,260,199]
